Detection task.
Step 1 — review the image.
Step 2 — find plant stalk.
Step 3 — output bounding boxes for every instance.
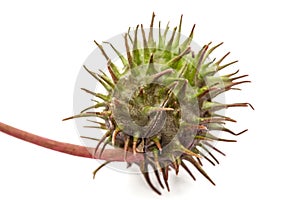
[0,122,143,162]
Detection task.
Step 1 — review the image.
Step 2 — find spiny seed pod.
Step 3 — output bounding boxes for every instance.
[63,13,253,195]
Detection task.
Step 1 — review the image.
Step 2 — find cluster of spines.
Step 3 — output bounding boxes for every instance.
[63,12,253,195]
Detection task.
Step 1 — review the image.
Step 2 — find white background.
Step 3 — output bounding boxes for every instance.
[0,0,299,199]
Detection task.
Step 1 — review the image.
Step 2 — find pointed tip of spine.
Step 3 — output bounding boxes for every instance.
[162,167,170,192]
[141,162,162,195]
[94,40,110,60]
[248,103,255,110]
[190,24,196,37]
[179,14,183,26]
[151,12,155,27]
[216,51,231,65]
[124,33,134,68]
[148,13,156,47]
[62,116,72,121]
[93,40,99,45]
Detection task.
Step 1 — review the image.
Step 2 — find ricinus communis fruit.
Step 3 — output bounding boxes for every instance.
[63,13,254,195]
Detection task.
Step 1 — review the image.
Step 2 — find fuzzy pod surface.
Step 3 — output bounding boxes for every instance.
[64,13,253,195]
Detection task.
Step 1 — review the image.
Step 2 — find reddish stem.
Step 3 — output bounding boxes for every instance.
[0,122,143,163]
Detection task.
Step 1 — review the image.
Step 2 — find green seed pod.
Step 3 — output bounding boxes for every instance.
[64,13,253,195]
